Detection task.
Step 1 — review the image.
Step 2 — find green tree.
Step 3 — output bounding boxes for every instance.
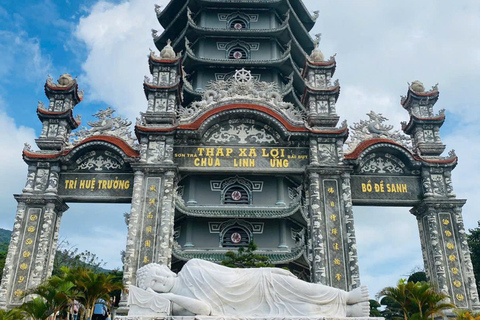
[378,279,454,320]
[0,308,25,320]
[467,221,480,297]
[454,309,480,320]
[369,299,382,317]
[63,267,123,320]
[221,241,274,268]
[53,240,106,276]
[19,298,52,320]
[20,275,78,320]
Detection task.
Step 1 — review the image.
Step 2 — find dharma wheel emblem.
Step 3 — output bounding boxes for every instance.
[233,51,243,59]
[231,190,242,201]
[231,232,242,244]
[234,68,252,83]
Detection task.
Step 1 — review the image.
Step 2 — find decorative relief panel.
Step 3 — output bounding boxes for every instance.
[359,153,405,174]
[75,151,124,171]
[69,107,136,148]
[178,69,306,126]
[438,213,468,308]
[323,179,347,290]
[218,13,258,22]
[211,176,263,193]
[208,220,264,234]
[346,111,412,153]
[217,41,260,51]
[10,208,42,302]
[205,123,277,145]
[137,177,161,267]
[215,72,260,82]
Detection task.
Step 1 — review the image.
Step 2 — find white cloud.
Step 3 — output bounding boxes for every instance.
[0,30,52,82]
[74,0,169,121]
[32,0,480,293]
[0,96,36,230]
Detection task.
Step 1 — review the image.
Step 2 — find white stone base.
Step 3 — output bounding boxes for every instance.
[115,316,383,320]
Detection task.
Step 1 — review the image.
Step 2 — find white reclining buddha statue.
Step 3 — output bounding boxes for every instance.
[128,259,370,318]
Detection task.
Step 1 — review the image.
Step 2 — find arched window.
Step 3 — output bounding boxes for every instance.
[229,18,248,30]
[228,47,248,60]
[222,185,250,204]
[222,226,250,247]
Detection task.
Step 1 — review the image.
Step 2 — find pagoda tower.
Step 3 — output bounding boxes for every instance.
[129,0,351,292]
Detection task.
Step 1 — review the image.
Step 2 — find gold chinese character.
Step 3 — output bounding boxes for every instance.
[442,219,450,225]
[25,238,33,245]
[23,251,31,258]
[333,243,339,250]
[149,198,156,205]
[452,267,459,275]
[330,201,335,207]
[143,256,150,263]
[335,273,342,281]
[453,280,462,288]
[331,228,338,236]
[456,294,465,301]
[146,226,152,233]
[449,255,456,262]
[14,290,23,297]
[27,226,35,233]
[334,259,341,266]
[145,240,151,247]
[29,215,38,221]
[20,263,28,270]
[327,187,334,194]
[445,230,452,237]
[446,242,454,250]
[18,276,25,284]
[149,185,157,192]
[147,212,154,219]
[330,214,337,222]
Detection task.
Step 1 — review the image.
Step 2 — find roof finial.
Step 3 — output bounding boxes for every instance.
[410,80,425,93]
[309,34,324,62]
[160,39,176,59]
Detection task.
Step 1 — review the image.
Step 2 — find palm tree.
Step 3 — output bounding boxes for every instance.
[454,309,480,320]
[63,267,123,320]
[0,308,25,320]
[378,279,454,320]
[378,279,411,320]
[20,276,77,320]
[19,297,53,320]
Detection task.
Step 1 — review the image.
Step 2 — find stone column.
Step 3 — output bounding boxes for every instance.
[308,172,327,284]
[278,219,288,248]
[413,200,480,310]
[187,178,197,205]
[340,172,361,289]
[119,169,177,314]
[276,176,285,206]
[184,218,194,247]
[156,170,177,265]
[119,170,145,312]
[0,196,68,309]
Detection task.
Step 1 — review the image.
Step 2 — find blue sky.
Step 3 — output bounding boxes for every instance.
[1,0,480,298]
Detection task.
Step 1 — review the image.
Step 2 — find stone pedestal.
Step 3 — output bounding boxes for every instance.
[116,316,382,320]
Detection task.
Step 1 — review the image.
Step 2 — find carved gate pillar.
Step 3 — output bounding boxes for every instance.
[306,170,360,290]
[0,195,67,309]
[120,165,177,311]
[412,200,480,311]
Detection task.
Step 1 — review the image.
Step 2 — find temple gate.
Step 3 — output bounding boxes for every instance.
[1,0,479,313]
